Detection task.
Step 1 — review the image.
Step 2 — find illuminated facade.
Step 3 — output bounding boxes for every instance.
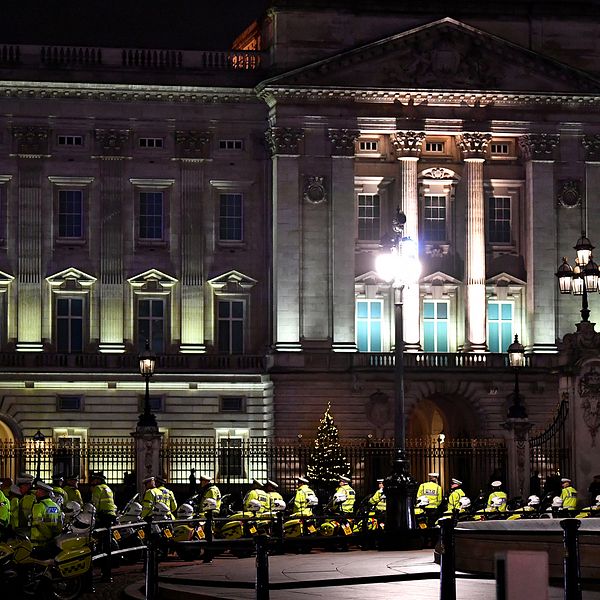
[0,1,599,484]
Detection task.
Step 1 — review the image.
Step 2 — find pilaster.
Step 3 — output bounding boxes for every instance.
[502,418,532,499]
[131,430,164,494]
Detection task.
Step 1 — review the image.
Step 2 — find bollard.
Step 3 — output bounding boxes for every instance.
[145,521,158,600]
[101,525,113,582]
[255,534,270,600]
[439,517,456,600]
[560,518,582,600]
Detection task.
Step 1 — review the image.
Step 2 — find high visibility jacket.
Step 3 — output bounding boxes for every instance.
[292,484,317,516]
[52,486,67,506]
[368,488,386,512]
[243,488,269,513]
[197,484,222,516]
[158,485,178,514]
[12,492,36,529]
[0,489,9,528]
[266,491,284,512]
[447,488,465,512]
[141,487,164,518]
[417,481,443,508]
[64,485,83,506]
[91,483,117,516]
[31,497,62,546]
[561,486,578,509]
[487,491,508,511]
[333,483,356,515]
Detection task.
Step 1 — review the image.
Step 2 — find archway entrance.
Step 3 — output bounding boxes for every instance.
[0,417,17,479]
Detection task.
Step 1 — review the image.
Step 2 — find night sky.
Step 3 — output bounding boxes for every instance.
[4,1,270,50]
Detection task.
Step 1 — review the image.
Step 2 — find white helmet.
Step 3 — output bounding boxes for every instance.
[273,499,286,511]
[82,502,96,515]
[63,501,82,519]
[459,496,471,509]
[307,494,319,506]
[333,491,347,504]
[527,495,540,506]
[551,496,563,508]
[72,510,94,533]
[152,501,170,518]
[416,495,429,508]
[202,497,218,511]
[491,497,505,508]
[177,503,194,519]
[247,499,262,513]
[52,492,64,506]
[125,501,143,517]
[595,495,600,506]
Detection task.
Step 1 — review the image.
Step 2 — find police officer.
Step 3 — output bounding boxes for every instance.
[156,476,177,515]
[447,478,465,512]
[11,473,36,531]
[141,476,165,519]
[487,481,508,512]
[195,474,222,516]
[243,479,268,513]
[51,474,67,506]
[291,476,318,516]
[0,486,9,534]
[90,471,117,527]
[417,472,443,509]
[368,478,386,514]
[31,481,62,553]
[264,479,285,512]
[332,475,355,517]
[560,477,578,510]
[64,473,83,505]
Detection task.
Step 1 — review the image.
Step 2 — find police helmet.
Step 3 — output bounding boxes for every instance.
[551,496,563,508]
[125,501,143,518]
[177,503,194,519]
[595,495,600,506]
[202,497,218,511]
[152,501,170,518]
[63,501,82,519]
[459,496,471,509]
[247,499,262,513]
[273,499,286,511]
[333,491,347,504]
[491,496,505,508]
[307,494,319,506]
[416,495,430,508]
[527,495,540,506]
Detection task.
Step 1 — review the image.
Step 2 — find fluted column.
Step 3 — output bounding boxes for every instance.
[458,133,491,352]
[12,127,49,351]
[266,127,304,351]
[95,129,129,353]
[391,131,425,351]
[175,131,210,353]
[519,134,559,352]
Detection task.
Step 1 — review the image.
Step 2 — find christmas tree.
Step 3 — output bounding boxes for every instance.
[306,403,351,487]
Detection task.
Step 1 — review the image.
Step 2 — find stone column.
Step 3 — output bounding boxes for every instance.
[95,129,130,353]
[329,129,360,352]
[503,418,532,499]
[266,127,304,351]
[583,135,600,278]
[458,133,491,352]
[131,430,164,494]
[519,134,560,353]
[391,131,425,351]
[175,132,211,353]
[12,127,49,352]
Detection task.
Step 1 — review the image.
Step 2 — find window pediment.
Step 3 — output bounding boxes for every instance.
[46,267,96,290]
[421,271,462,286]
[486,272,526,287]
[208,270,257,292]
[127,269,178,293]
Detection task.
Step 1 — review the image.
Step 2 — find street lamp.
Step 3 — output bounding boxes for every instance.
[556,234,599,322]
[32,429,46,481]
[137,340,158,430]
[507,334,527,419]
[375,207,421,540]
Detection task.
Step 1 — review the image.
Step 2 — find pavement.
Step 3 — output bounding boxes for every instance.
[119,549,600,599]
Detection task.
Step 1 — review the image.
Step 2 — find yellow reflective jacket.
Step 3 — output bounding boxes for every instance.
[561,486,578,509]
[417,481,443,508]
[447,488,465,511]
[0,489,9,528]
[292,484,317,516]
[91,483,117,516]
[141,487,164,518]
[368,488,386,512]
[333,483,356,514]
[487,491,508,511]
[64,485,83,506]
[243,488,269,513]
[31,497,62,546]
[158,485,178,514]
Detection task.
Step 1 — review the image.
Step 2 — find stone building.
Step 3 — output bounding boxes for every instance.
[0,1,599,494]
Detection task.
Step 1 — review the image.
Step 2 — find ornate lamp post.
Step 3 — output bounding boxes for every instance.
[507,334,527,418]
[556,234,599,322]
[32,429,46,480]
[137,340,158,430]
[375,207,421,540]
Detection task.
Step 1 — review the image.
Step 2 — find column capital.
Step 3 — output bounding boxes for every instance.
[265,126,304,156]
[174,130,211,159]
[327,128,360,157]
[518,133,559,161]
[457,132,491,159]
[94,128,131,158]
[11,126,50,157]
[391,131,425,158]
[583,134,600,161]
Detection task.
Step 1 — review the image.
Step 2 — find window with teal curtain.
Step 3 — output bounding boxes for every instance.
[423,300,449,352]
[356,299,383,351]
[487,301,513,352]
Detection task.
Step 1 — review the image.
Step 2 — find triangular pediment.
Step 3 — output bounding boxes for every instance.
[127,269,178,291]
[208,270,257,291]
[487,272,526,286]
[260,18,600,95]
[421,271,462,286]
[46,267,96,289]
[355,271,383,285]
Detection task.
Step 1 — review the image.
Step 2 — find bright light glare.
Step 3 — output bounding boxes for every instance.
[375,237,421,286]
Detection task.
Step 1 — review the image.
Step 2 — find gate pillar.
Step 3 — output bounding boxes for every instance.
[131,430,164,494]
[503,417,532,499]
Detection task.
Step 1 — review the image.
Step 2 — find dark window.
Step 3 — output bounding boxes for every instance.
[488,196,511,244]
[139,395,164,412]
[425,141,444,152]
[219,193,243,241]
[58,135,83,146]
[357,194,380,241]
[139,192,163,240]
[219,140,243,150]
[423,196,447,242]
[139,137,164,148]
[58,190,83,238]
[220,397,244,412]
[218,438,244,478]
[138,298,165,353]
[56,297,83,353]
[218,300,244,354]
[57,396,83,411]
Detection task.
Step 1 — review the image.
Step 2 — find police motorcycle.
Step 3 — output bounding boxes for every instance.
[113,498,145,564]
[576,494,600,519]
[283,492,320,540]
[474,495,510,520]
[317,489,355,545]
[145,501,175,559]
[218,498,273,556]
[0,503,95,600]
[351,495,384,549]
[507,495,543,520]
[171,500,214,561]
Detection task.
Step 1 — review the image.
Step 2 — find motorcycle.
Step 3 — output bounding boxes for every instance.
[113,498,145,563]
[171,502,208,561]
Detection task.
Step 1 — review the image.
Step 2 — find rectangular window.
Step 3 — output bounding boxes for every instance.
[58,189,83,239]
[56,297,83,353]
[488,196,511,244]
[423,195,447,242]
[357,194,380,241]
[57,396,83,411]
[138,298,165,353]
[219,193,243,241]
[359,140,378,151]
[488,301,513,352]
[423,300,449,352]
[139,137,164,148]
[218,299,244,354]
[491,143,510,155]
[218,438,244,478]
[220,397,245,412]
[138,396,164,412]
[356,299,383,352]
[58,135,83,146]
[139,191,163,240]
[425,141,444,153]
[219,139,243,150]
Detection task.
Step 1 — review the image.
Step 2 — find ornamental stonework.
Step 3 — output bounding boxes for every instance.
[583,134,600,161]
[578,365,600,447]
[457,132,491,158]
[557,179,582,209]
[328,129,360,157]
[303,176,327,205]
[391,131,425,158]
[518,133,559,160]
[11,126,50,156]
[175,130,210,159]
[95,129,130,156]
[265,127,304,156]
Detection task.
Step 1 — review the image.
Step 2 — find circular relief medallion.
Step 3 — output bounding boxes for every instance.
[304,177,327,204]
[558,180,581,208]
